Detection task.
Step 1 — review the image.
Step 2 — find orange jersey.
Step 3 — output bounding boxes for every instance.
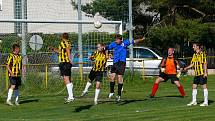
[164,58,177,75]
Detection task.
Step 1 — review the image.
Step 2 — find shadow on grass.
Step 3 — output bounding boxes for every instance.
[74,104,93,112]
[19,99,39,104]
[98,99,147,106]
[199,100,214,105]
[118,99,148,106]
[151,95,185,99]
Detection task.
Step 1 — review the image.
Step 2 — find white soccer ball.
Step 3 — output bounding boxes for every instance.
[94,20,102,29]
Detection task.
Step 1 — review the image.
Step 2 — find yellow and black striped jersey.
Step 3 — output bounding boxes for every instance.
[191,51,207,76]
[6,53,22,77]
[91,50,107,72]
[58,39,71,63]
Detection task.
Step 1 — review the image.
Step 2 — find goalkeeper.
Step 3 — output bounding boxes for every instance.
[150,48,185,98]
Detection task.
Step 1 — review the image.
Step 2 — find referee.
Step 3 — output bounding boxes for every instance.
[184,42,208,107]
[6,44,22,106]
[49,33,74,103]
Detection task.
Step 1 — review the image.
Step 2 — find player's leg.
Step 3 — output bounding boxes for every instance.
[60,63,74,103]
[116,74,123,102]
[94,72,103,105]
[150,77,164,97]
[172,75,185,97]
[174,81,185,97]
[81,70,95,97]
[64,75,74,103]
[115,62,126,102]
[200,77,208,106]
[187,79,198,106]
[94,81,101,105]
[14,77,22,105]
[6,77,16,106]
[109,72,116,98]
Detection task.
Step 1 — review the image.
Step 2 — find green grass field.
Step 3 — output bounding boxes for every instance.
[0,75,214,121]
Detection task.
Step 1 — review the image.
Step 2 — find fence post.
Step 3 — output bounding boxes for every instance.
[5,66,9,90]
[45,64,48,88]
[142,60,145,80]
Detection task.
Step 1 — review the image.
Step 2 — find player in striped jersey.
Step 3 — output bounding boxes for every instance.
[184,43,208,106]
[49,33,74,103]
[81,43,108,105]
[6,44,22,106]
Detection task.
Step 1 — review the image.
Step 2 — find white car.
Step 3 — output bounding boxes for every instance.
[106,46,163,76]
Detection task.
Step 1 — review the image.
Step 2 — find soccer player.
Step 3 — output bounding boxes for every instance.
[49,33,74,103]
[105,34,144,102]
[184,43,208,106]
[6,44,22,106]
[150,48,185,98]
[81,43,108,105]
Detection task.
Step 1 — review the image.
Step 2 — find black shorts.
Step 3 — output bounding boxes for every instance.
[88,70,104,82]
[193,76,207,85]
[59,62,72,76]
[111,61,126,75]
[159,73,179,84]
[9,76,21,90]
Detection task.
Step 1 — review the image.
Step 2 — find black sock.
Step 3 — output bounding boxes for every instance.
[110,82,115,93]
[118,83,123,96]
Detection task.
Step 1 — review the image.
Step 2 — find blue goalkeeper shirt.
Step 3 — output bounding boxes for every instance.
[106,39,134,63]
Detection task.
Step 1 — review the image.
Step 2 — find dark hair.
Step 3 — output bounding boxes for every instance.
[61,33,69,40]
[115,34,122,40]
[193,42,201,47]
[12,44,20,51]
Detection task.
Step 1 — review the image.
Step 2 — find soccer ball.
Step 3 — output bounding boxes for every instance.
[94,20,102,29]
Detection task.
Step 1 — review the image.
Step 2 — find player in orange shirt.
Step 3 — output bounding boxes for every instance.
[150,48,185,98]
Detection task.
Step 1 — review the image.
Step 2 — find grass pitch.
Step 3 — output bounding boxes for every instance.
[0,75,214,121]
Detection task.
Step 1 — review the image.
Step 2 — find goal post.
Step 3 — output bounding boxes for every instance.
[0,18,123,93]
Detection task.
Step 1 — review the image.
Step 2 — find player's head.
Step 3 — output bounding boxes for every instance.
[12,43,20,54]
[192,42,201,52]
[115,34,122,44]
[97,43,105,52]
[168,47,174,56]
[61,33,69,40]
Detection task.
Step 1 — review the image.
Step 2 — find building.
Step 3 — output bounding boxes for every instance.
[0,0,117,34]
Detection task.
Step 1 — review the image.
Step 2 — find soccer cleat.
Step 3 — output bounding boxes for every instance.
[80,91,88,97]
[108,93,114,99]
[15,101,20,106]
[64,98,75,104]
[6,100,13,106]
[187,101,197,106]
[149,94,155,98]
[200,102,208,107]
[116,96,121,103]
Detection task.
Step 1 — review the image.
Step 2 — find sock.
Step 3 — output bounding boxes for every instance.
[192,89,197,103]
[7,89,13,102]
[151,83,159,96]
[94,89,100,102]
[66,83,74,99]
[14,90,19,102]
[110,82,115,93]
[118,83,123,96]
[83,82,92,93]
[203,89,208,104]
[177,85,185,97]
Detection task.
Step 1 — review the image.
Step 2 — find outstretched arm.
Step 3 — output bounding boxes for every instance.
[48,46,59,53]
[133,37,145,44]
